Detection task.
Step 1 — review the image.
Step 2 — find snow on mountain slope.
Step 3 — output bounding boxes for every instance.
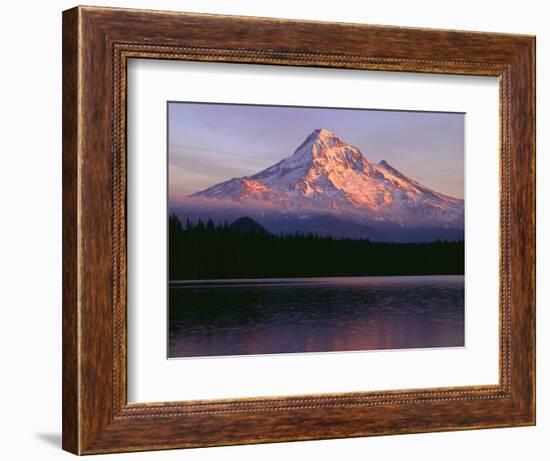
[190,128,464,229]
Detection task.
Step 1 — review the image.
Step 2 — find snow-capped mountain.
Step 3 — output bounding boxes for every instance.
[189,128,464,230]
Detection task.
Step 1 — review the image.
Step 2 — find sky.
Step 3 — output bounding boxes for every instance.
[168,102,464,204]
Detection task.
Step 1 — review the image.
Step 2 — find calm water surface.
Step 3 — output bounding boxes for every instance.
[168,275,464,358]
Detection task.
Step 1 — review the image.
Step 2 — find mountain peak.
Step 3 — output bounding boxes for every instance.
[311,128,337,138]
[308,128,341,145]
[292,127,364,163]
[190,128,464,230]
[229,216,270,235]
[293,128,342,153]
[378,159,406,178]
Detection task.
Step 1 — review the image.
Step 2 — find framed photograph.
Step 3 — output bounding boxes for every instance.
[62,6,535,455]
[167,103,466,359]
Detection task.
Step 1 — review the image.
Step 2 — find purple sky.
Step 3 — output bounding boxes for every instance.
[168,102,464,204]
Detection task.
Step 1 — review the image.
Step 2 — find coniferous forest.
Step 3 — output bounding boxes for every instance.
[168,214,464,280]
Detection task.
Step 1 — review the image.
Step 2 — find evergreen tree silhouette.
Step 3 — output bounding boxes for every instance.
[168,215,465,280]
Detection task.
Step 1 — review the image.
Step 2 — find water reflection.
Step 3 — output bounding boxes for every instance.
[168,275,464,358]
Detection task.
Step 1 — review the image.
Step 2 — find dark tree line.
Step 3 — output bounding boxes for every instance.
[169,215,464,280]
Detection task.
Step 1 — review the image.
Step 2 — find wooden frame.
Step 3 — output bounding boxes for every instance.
[62,5,535,455]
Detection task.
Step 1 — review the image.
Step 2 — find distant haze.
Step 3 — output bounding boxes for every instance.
[168,102,464,205]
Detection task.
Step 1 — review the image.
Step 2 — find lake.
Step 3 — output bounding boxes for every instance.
[168,275,464,358]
